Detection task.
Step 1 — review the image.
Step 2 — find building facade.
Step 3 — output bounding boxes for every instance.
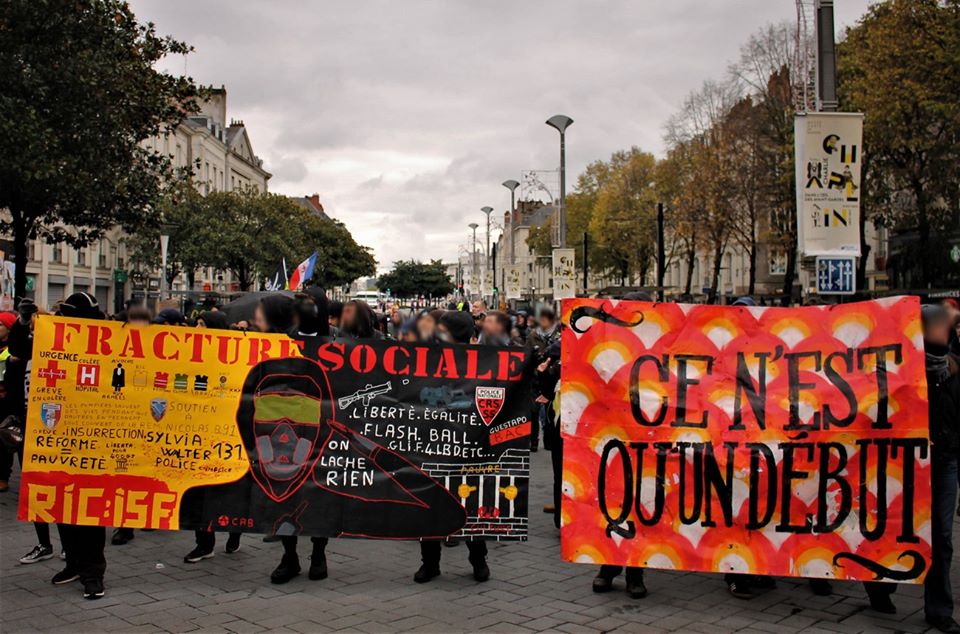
[15,87,271,312]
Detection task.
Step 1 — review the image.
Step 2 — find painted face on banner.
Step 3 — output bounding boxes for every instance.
[238,358,334,502]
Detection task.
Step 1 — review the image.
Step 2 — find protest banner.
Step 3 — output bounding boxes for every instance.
[18,316,531,540]
[559,297,931,582]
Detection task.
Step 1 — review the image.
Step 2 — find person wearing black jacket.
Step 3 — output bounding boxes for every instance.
[920,304,960,633]
[51,293,108,600]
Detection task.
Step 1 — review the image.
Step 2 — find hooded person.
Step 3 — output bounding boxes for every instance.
[51,293,107,599]
[179,357,466,584]
[415,310,490,585]
[254,295,295,334]
[183,309,244,563]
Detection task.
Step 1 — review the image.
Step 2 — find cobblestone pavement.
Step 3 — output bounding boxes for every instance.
[1,451,956,633]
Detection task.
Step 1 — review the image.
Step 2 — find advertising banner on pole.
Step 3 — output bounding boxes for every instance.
[795,112,864,256]
[18,317,532,541]
[552,248,576,300]
[505,265,523,300]
[559,297,931,583]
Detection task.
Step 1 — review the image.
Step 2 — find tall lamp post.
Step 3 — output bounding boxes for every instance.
[468,222,479,299]
[502,180,519,264]
[545,115,573,247]
[481,206,493,302]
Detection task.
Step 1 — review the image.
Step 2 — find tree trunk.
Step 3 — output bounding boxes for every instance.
[781,236,797,307]
[710,245,723,305]
[916,189,931,288]
[684,244,696,296]
[747,240,757,297]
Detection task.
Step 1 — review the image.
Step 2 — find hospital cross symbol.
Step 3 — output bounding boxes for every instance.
[37,361,67,387]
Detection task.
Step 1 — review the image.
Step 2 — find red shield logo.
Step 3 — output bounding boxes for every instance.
[475,386,506,426]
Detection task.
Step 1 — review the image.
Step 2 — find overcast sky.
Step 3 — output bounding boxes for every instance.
[129,0,873,272]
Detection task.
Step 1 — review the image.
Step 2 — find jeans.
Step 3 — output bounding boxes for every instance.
[925,450,958,620]
[59,523,106,583]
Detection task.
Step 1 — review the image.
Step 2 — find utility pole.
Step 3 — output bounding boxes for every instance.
[816,0,838,112]
[481,207,493,302]
[502,180,519,264]
[546,115,573,247]
[656,202,665,300]
[583,231,589,295]
[468,223,479,299]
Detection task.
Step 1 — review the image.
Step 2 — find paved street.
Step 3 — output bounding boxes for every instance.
[1,450,956,634]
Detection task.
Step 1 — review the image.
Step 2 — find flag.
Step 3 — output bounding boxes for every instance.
[288,252,318,290]
[264,258,288,291]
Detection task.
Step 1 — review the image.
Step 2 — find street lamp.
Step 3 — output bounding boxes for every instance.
[468,222,479,299]
[481,206,493,301]
[545,115,573,247]
[502,180,519,264]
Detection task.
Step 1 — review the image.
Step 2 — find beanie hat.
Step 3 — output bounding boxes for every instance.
[440,310,476,344]
[0,312,16,330]
[732,296,757,307]
[59,292,102,320]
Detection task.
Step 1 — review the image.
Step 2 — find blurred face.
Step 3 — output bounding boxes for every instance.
[538,315,555,331]
[253,305,269,333]
[0,324,9,340]
[526,315,536,328]
[925,318,951,346]
[128,315,150,327]
[401,330,418,342]
[483,314,507,338]
[471,301,485,316]
[341,303,359,330]
[197,318,208,329]
[417,314,436,340]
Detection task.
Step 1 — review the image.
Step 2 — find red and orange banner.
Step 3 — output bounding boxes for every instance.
[560,297,931,583]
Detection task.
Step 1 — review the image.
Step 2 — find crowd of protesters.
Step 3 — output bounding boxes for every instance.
[0,289,957,632]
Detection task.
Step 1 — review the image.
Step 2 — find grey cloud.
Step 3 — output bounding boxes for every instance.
[132,0,872,270]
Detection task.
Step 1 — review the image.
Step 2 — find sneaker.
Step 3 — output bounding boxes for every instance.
[51,568,80,585]
[82,578,105,600]
[443,538,459,548]
[19,544,54,564]
[592,573,615,593]
[225,534,241,554]
[925,616,960,634]
[183,547,214,564]
[542,504,556,514]
[727,577,753,600]
[869,592,897,614]
[262,534,280,543]
[270,554,300,584]
[111,528,134,545]
[413,565,440,583]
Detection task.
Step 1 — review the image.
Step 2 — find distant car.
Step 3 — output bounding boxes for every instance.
[351,291,381,307]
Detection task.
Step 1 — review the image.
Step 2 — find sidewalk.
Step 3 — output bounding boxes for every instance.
[0,450,953,633]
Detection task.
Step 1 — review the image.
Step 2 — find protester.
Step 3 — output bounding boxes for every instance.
[52,293,108,599]
[478,311,512,347]
[183,309,242,563]
[254,295,295,334]
[125,305,152,326]
[415,310,439,342]
[151,307,186,326]
[339,300,379,339]
[328,300,343,330]
[416,310,488,583]
[271,289,333,584]
[526,307,559,451]
[0,311,16,493]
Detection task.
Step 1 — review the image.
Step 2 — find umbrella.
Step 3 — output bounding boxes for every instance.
[220,290,294,325]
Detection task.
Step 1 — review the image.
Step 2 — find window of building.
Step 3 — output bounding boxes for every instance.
[27,240,36,261]
[769,249,787,275]
[99,241,108,268]
[76,248,86,266]
[51,244,63,263]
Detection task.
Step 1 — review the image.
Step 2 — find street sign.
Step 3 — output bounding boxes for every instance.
[816,256,856,295]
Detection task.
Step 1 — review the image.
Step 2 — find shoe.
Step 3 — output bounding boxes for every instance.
[225,534,241,554]
[51,568,80,585]
[19,544,54,564]
[270,555,300,584]
[111,528,134,545]
[868,592,897,614]
[82,579,104,600]
[472,560,490,582]
[413,565,440,583]
[752,575,777,590]
[727,579,754,600]
[809,578,832,596]
[625,575,647,599]
[183,547,214,563]
[592,574,615,593]
[308,552,328,580]
[262,534,280,543]
[926,617,960,633]
[542,504,556,514]
[443,538,459,547]
[0,480,8,492]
